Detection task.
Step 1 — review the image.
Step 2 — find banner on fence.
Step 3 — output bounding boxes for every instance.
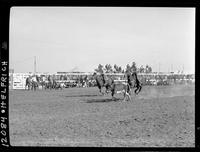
[13,73,31,89]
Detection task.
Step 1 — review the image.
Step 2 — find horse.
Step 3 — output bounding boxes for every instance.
[128,72,142,95]
[92,72,115,95]
[52,79,57,89]
[31,75,39,91]
[36,76,50,90]
[47,75,54,90]
[39,76,47,90]
[25,76,32,90]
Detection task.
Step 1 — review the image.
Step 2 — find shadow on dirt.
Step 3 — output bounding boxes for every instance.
[64,94,99,98]
[86,98,121,103]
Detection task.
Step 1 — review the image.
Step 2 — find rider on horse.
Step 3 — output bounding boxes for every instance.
[101,71,114,93]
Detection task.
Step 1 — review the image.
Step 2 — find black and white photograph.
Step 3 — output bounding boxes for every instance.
[9,7,195,147]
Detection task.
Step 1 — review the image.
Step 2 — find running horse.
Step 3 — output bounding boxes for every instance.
[92,72,114,95]
[128,71,142,95]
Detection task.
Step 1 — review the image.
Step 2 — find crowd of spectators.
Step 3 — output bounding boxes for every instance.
[37,73,194,88]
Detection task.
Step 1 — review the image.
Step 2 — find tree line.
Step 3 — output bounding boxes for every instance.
[94,62,152,74]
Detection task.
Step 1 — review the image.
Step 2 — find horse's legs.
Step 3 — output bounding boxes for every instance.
[33,83,36,91]
[100,89,104,95]
[127,92,132,101]
[99,87,104,95]
[122,90,131,102]
[134,88,138,94]
[134,84,140,94]
[31,84,33,90]
[105,85,108,93]
[135,85,142,95]
[136,86,141,94]
[123,92,127,102]
[111,89,116,100]
[138,85,142,93]
[105,85,111,94]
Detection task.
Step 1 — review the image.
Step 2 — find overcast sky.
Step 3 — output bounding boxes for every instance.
[10,7,195,73]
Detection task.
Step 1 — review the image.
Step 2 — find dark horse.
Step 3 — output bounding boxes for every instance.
[93,72,114,95]
[25,76,32,90]
[127,72,142,95]
[47,75,55,89]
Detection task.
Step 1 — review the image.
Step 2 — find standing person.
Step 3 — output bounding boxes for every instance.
[48,75,53,89]
[25,75,32,90]
[31,75,38,91]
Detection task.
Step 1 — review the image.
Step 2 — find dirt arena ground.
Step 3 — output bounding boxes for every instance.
[9,84,195,147]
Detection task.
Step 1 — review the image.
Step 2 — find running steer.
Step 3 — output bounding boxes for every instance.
[110,81,132,102]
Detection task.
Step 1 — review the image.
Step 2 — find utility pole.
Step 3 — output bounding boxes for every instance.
[34,56,36,74]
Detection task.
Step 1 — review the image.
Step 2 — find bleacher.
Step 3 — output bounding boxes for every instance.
[9,72,195,89]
